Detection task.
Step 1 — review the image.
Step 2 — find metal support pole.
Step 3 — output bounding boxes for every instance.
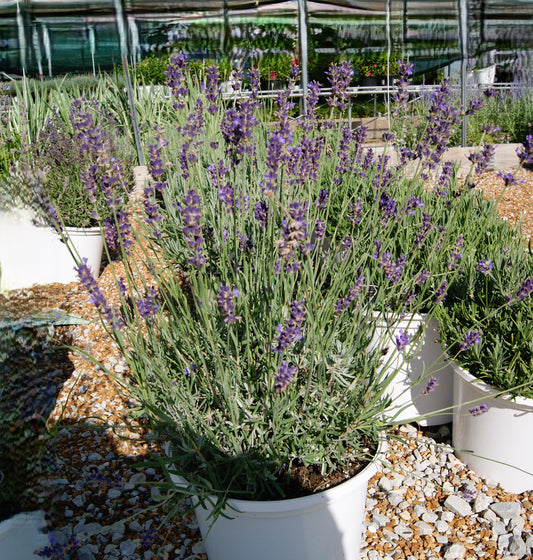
[114,0,145,166]
[297,0,309,113]
[459,0,468,147]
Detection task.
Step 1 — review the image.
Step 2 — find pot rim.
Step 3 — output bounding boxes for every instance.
[167,437,387,514]
[452,360,533,408]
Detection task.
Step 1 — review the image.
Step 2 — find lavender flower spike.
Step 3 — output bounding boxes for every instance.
[516,278,533,300]
[423,376,440,395]
[459,329,482,351]
[469,403,488,416]
[274,360,298,393]
[395,329,410,352]
[273,299,306,353]
[217,284,240,323]
[76,258,124,331]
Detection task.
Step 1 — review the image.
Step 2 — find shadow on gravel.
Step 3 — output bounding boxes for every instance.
[0,308,79,521]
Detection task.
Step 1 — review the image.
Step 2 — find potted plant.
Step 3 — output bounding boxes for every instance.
[436,187,533,494]
[0,83,132,290]
[71,58,514,558]
[258,52,294,89]
[353,53,398,86]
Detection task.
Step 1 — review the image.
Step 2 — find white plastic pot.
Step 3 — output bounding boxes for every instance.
[371,313,453,425]
[0,208,103,291]
[452,362,533,494]
[168,439,386,560]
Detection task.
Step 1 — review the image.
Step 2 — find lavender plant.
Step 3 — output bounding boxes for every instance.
[436,190,533,398]
[1,80,134,230]
[74,57,517,514]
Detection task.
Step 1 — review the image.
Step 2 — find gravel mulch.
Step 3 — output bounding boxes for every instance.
[1,167,532,559]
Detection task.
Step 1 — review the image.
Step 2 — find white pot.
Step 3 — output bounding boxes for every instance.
[452,362,533,494]
[168,439,385,560]
[0,208,103,291]
[371,313,453,425]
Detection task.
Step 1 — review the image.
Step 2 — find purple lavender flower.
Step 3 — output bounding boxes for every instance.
[273,300,306,353]
[326,61,353,112]
[423,376,440,394]
[378,193,398,224]
[434,280,448,304]
[166,53,189,109]
[205,65,220,114]
[254,201,269,228]
[516,278,533,300]
[477,259,493,274]
[76,259,124,331]
[374,249,406,284]
[137,286,159,322]
[391,61,413,116]
[334,126,353,185]
[469,403,488,416]
[274,360,298,393]
[287,134,324,187]
[415,212,434,247]
[395,329,410,351]
[416,81,461,172]
[180,189,206,268]
[217,284,240,324]
[248,67,261,103]
[403,195,424,216]
[517,134,533,169]
[461,488,477,501]
[497,171,523,187]
[348,199,363,226]
[314,219,326,240]
[220,102,259,164]
[276,201,309,267]
[382,132,395,143]
[184,363,197,376]
[468,143,495,174]
[459,329,482,351]
[415,269,430,285]
[447,236,464,270]
[141,528,158,549]
[316,189,329,211]
[301,81,321,133]
[335,275,366,315]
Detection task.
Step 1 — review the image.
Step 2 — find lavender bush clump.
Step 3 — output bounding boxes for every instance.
[73,56,532,519]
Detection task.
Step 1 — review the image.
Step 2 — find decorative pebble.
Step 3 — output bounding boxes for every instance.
[444,495,473,517]
[491,502,522,521]
[443,543,466,559]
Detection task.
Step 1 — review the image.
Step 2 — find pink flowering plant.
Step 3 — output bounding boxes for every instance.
[72,55,526,514]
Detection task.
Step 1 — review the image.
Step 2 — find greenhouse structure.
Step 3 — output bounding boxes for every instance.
[0,0,532,83]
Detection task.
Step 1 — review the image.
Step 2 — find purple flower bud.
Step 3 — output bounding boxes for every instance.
[434,280,448,304]
[477,259,493,274]
[459,329,482,351]
[469,403,488,416]
[415,269,430,285]
[254,201,269,228]
[314,219,326,240]
[423,376,440,394]
[516,278,533,300]
[217,284,240,323]
[137,286,159,322]
[395,329,410,351]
